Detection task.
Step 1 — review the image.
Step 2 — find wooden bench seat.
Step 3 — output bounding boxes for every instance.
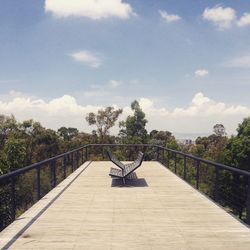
[109,167,123,177]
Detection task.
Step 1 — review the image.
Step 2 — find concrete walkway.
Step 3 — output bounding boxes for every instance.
[1,161,250,250]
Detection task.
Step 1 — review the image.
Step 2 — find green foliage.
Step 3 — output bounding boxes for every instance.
[223,117,250,171]
[194,134,228,162]
[58,127,79,141]
[149,129,180,150]
[0,114,17,150]
[237,117,250,136]
[189,144,205,158]
[119,100,148,143]
[86,107,122,143]
[213,124,226,136]
[2,136,26,172]
[167,138,181,150]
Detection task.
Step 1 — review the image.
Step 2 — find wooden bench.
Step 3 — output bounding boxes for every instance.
[108,151,144,183]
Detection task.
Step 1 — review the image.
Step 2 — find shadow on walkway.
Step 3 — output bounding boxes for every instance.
[111,178,148,188]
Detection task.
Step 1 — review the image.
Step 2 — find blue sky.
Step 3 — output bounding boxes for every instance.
[0,0,250,137]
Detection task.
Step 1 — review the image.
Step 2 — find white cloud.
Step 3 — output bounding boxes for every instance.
[159,10,181,23]
[237,12,250,27]
[1,92,250,136]
[224,55,250,68]
[202,6,236,29]
[138,93,250,135]
[139,98,154,110]
[70,50,101,68]
[0,94,102,131]
[191,93,210,106]
[195,69,209,77]
[171,93,249,118]
[45,0,134,20]
[108,80,122,88]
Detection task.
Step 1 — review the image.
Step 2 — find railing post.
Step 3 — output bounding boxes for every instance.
[71,153,74,172]
[129,146,132,161]
[156,147,159,161]
[11,177,16,221]
[102,147,105,160]
[82,148,84,164]
[174,153,177,173]
[167,150,170,168]
[214,167,219,202]
[85,147,88,161]
[77,150,79,168]
[161,148,164,164]
[37,167,41,200]
[196,160,200,190]
[63,155,67,179]
[51,160,56,188]
[183,155,187,180]
[246,177,250,225]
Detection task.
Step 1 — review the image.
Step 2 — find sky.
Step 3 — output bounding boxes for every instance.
[0,0,250,138]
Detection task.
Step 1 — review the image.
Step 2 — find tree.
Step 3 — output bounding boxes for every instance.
[119,100,148,143]
[85,107,122,143]
[58,127,79,141]
[149,130,180,150]
[0,115,20,174]
[194,134,227,162]
[0,114,17,150]
[150,130,173,143]
[1,136,26,173]
[223,117,250,171]
[213,124,226,136]
[193,124,228,162]
[219,118,250,217]
[17,120,62,163]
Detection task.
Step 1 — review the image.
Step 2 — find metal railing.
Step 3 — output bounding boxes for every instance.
[0,145,88,230]
[155,145,250,225]
[0,143,250,231]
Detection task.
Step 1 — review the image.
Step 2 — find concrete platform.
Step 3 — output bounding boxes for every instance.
[1,161,250,250]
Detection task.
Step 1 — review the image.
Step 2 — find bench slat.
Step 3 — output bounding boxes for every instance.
[109,167,123,177]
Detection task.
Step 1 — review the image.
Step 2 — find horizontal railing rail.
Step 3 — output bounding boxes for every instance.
[0,145,88,182]
[1,143,250,231]
[0,144,152,183]
[155,145,250,177]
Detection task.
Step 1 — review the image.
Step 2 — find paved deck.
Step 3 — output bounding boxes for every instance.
[1,161,250,250]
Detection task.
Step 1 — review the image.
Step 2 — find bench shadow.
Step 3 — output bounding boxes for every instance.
[111,178,148,188]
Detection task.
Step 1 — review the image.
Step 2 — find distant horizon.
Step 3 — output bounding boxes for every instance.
[1,110,236,141]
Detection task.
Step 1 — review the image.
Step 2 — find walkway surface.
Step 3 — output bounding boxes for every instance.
[1,161,250,250]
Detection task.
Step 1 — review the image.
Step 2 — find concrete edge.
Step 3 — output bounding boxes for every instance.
[0,161,92,250]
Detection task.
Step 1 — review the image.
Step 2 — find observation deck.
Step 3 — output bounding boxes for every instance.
[1,160,250,250]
